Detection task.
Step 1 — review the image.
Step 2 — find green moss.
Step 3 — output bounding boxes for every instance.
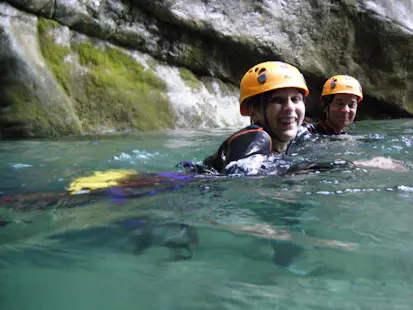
[0,18,81,138]
[402,101,413,115]
[71,43,175,131]
[181,43,209,71]
[37,18,72,94]
[179,67,201,90]
[36,17,175,133]
[145,57,158,71]
[1,83,75,138]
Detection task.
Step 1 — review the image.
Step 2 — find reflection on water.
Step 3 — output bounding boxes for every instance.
[1,119,413,309]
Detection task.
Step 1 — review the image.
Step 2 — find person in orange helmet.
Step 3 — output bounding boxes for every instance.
[305,75,363,135]
[179,65,406,175]
[202,61,312,174]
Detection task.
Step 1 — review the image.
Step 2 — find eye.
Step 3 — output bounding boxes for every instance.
[269,96,284,104]
[291,96,302,103]
[333,101,345,108]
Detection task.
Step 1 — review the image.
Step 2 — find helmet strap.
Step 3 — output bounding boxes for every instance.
[260,93,272,136]
[323,105,329,121]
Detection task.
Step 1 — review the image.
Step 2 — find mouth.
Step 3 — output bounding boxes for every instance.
[279,118,297,126]
[336,118,351,123]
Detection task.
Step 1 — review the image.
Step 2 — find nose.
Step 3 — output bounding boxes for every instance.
[283,98,295,111]
[342,104,350,113]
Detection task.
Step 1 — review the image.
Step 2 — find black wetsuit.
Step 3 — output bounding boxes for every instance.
[202,124,311,174]
[303,121,346,135]
[303,121,382,144]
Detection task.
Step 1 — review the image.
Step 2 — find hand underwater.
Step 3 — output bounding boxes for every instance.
[353,156,408,172]
[207,220,357,252]
[328,134,361,141]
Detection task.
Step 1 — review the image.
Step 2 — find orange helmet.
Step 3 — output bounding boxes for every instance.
[321,75,363,102]
[239,61,309,116]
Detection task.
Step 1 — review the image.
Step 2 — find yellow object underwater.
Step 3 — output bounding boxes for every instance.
[67,169,139,195]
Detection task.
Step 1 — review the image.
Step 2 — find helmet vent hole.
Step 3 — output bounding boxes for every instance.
[258,68,266,75]
[254,67,259,72]
[257,70,268,84]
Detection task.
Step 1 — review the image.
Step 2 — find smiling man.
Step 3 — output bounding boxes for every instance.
[305,75,363,135]
[202,61,311,174]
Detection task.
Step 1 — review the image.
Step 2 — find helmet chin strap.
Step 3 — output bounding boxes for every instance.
[260,93,272,136]
[323,105,330,121]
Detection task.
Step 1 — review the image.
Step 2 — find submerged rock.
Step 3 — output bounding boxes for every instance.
[121,218,199,260]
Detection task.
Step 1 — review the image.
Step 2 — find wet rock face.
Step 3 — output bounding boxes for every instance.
[0,7,82,138]
[134,0,413,119]
[1,0,413,138]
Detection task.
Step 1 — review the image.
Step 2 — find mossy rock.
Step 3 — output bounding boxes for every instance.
[37,18,73,94]
[1,84,76,138]
[37,17,176,133]
[0,16,81,139]
[179,67,201,90]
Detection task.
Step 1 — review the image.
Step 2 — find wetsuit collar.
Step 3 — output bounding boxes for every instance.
[320,120,346,135]
[254,120,292,154]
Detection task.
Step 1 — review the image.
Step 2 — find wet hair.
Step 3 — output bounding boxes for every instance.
[322,95,335,109]
[243,90,274,110]
[322,94,335,120]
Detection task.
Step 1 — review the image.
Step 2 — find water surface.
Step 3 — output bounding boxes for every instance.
[1,120,413,309]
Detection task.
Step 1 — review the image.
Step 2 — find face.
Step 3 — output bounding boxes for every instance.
[252,88,305,142]
[326,94,358,131]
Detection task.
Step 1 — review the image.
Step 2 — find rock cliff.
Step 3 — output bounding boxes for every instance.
[1,0,412,138]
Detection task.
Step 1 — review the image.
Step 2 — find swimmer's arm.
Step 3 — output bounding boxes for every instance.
[225,130,272,164]
[289,156,410,174]
[203,129,272,173]
[328,134,369,141]
[202,151,225,173]
[207,221,358,252]
[352,156,409,171]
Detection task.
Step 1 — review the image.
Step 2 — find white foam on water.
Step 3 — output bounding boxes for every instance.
[11,164,33,169]
[112,150,164,161]
[397,185,413,192]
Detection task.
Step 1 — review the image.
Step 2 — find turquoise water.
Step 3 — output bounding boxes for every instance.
[1,119,413,309]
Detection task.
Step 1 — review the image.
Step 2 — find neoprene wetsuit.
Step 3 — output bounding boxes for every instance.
[202,124,311,174]
[303,121,346,135]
